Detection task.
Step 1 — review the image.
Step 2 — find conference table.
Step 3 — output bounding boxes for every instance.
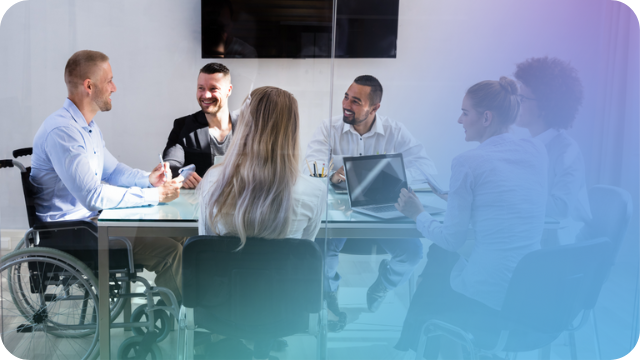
[95,186,558,358]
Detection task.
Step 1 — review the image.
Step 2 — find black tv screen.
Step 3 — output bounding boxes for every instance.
[202,0,399,59]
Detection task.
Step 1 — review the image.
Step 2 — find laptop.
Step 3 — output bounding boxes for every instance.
[343,153,410,219]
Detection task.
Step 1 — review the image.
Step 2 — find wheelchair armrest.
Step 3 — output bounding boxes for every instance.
[32,219,98,235]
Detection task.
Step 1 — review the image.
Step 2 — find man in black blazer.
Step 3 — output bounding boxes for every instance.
[163,63,238,188]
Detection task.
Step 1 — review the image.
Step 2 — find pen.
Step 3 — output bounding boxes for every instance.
[313,163,317,177]
[158,154,169,182]
[306,159,313,176]
[321,163,325,177]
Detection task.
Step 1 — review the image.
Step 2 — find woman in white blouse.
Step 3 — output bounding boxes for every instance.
[393,77,548,358]
[197,86,326,360]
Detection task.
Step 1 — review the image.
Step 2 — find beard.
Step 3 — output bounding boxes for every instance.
[342,108,371,126]
[199,98,225,115]
[92,86,112,112]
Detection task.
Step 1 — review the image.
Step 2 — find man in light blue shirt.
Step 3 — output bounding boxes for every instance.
[30,50,184,304]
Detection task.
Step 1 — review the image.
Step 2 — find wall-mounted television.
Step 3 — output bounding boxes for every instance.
[202,0,399,59]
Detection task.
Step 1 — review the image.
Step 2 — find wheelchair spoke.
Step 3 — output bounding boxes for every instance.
[1,251,99,360]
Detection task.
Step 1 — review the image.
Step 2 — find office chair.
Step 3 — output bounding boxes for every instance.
[178,235,327,360]
[0,148,179,359]
[564,185,633,360]
[414,238,613,360]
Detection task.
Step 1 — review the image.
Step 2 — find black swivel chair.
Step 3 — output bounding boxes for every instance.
[563,185,633,360]
[178,235,327,360]
[414,238,613,360]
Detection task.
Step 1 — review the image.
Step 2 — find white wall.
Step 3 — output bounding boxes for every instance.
[0,0,636,229]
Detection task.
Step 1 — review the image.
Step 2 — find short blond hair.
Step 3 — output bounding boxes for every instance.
[64,50,109,89]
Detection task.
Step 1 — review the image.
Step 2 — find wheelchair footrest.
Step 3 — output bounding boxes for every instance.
[17,324,34,333]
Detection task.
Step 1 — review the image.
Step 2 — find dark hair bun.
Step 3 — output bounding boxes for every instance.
[499,76,518,96]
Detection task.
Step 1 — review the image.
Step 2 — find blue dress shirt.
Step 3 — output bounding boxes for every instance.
[30,99,159,222]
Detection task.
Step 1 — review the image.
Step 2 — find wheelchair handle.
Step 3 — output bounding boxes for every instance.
[0,159,27,172]
[0,159,13,169]
[13,147,33,158]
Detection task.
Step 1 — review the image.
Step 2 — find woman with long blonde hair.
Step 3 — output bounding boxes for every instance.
[198,86,326,247]
[197,86,326,359]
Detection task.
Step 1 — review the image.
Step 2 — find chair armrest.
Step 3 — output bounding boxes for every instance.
[32,220,98,235]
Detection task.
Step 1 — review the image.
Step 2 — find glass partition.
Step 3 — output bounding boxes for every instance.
[322,0,640,359]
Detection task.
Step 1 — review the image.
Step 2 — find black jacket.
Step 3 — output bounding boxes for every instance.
[162,110,238,178]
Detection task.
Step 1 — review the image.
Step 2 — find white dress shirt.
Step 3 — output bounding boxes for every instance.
[415,133,548,309]
[304,115,437,182]
[30,99,158,222]
[535,128,591,222]
[198,168,327,240]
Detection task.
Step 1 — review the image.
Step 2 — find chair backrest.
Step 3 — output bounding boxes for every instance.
[11,147,39,228]
[579,185,633,259]
[500,238,612,334]
[182,235,323,340]
[577,185,633,309]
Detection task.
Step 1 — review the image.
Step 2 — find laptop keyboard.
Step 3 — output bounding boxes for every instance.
[361,204,398,213]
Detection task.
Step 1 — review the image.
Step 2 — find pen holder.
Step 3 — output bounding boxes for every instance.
[310,173,328,178]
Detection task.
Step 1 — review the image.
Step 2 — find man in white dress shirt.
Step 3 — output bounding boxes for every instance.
[305,75,437,328]
[514,57,591,246]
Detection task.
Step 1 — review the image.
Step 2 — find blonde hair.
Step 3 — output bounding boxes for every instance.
[204,86,300,248]
[466,76,520,129]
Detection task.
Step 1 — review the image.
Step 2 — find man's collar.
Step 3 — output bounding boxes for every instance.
[342,115,385,136]
[63,98,92,127]
[535,128,560,145]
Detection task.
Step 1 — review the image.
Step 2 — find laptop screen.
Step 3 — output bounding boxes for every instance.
[344,153,408,207]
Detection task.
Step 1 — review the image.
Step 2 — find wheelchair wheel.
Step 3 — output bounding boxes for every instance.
[130,304,171,342]
[8,238,128,324]
[0,248,100,360]
[6,248,101,339]
[14,236,25,251]
[117,335,163,360]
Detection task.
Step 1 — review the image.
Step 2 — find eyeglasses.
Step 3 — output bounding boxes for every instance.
[517,94,537,102]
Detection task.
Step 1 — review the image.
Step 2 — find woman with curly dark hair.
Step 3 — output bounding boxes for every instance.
[515,57,591,247]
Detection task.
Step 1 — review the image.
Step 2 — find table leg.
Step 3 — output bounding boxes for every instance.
[98,225,111,359]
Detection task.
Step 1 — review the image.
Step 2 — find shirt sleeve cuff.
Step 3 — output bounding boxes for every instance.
[416,211,431,225]
[143,188,160,205]
[136,171,153,188]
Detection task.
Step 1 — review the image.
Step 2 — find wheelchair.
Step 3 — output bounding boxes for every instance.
[0,148,179,360]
